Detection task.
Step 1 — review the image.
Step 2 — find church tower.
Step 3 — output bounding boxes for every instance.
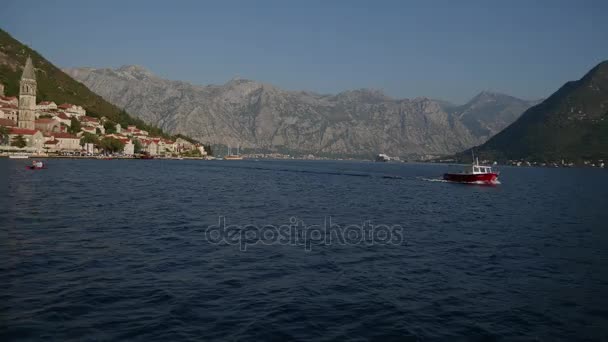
[18,56,37,130]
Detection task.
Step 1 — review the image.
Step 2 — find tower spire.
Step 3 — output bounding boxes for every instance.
[21,56,36,80]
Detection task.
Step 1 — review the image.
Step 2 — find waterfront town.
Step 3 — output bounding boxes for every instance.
[0,57,208,159]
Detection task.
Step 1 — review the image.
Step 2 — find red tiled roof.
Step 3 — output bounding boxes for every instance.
[44,140,60,145]
[56,112,70,120]
[35,118,57,124]
[0,96,17,101]
[80,116,98,122]
[58,103,73,109]
[52,132,78,139]
[0,118,17,127]
[1,104,18,109]
[9,128,38,135]
[38,101,53,105]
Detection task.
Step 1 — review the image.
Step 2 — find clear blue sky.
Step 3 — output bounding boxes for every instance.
[1,0,607,103]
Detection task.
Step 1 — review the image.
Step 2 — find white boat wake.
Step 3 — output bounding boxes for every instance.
[419,177,501,185]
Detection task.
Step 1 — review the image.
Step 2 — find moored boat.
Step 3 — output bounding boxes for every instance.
[443,158,499,185]
[139,153,154,159]
[375,153,391,162]
[223,145,243,160]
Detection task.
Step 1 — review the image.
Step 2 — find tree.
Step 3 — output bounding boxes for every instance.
[0,126,9,145]
[133,139,143,154]
[103,120,117,134]
[80,132,99,146]
[68,117,81,134]
[11,135,27,148]
[99,137,125,154]
[204,144,213,156]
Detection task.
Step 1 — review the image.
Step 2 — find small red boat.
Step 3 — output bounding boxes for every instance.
[26,165,47,170]
[443,158,499,185]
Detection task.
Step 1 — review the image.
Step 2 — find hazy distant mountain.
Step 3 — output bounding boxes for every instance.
[469,60,608,161]
[448,91,541,141]
[65,65,534,158]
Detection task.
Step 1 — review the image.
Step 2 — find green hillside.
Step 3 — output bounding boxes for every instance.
[465,60,608,163]
[0,28,168,138]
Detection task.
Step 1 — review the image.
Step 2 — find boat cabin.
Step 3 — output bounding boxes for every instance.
[447,164,494,175]
[470,165,493,174]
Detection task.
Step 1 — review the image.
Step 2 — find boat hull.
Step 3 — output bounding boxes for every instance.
[443,172,499,184]
[26,166,46,170]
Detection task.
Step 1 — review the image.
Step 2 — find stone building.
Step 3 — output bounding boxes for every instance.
[18,56,37,130]
[0,83,4,96]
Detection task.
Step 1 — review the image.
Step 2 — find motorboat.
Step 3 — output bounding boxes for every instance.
[443,158,499,185]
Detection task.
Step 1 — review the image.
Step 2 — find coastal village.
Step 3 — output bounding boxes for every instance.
[0,57,208,158]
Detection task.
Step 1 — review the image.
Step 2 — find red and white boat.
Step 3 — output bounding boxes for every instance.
[443,158,499,185]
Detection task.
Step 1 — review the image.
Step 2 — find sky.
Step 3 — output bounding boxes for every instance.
[1,0,607,104]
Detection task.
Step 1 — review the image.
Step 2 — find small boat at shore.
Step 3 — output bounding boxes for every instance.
[223,145,243,160]
[26,165,47,170]
[375,153,391,162]
[443,157,499,185]
[139,153,154,160]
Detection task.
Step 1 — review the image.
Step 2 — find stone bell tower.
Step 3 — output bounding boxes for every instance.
[18,56,37,130]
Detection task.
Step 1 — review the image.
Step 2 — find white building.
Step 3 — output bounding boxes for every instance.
[37,101,57,111]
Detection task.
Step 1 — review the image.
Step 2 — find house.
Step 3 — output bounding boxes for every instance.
[80,116,100,125]
[175,137,195,152]
[8,128,45,151]
[115,123,122,134]
[43,139,60,152]
[143,140,159,155]
[0,103,18,121]
[118,138,134,155]
[57,103,86,117]
[50,132,81,151]
[37,101,57,111]
[0,118,17,128]
[196,145,208,156]
[54,112,72,126]
[35,118,62,133]
[0,96,18,106]
[81,126,97,134]
[80,116,105,134]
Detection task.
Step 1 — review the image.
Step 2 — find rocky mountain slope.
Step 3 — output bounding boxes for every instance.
[446,91,540,141]
[469,60,608,162]
[65,65,534,158]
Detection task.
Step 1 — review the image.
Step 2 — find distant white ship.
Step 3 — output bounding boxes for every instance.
[375,153,391,162]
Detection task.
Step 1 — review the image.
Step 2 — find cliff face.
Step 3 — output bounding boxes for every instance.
[65,65,533,157]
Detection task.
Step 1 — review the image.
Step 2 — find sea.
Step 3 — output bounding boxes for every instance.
[2,159,608,341]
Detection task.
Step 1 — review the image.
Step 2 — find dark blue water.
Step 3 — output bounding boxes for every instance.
[2,159,608,341]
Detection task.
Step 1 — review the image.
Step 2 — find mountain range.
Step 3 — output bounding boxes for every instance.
[65,66,537,158]
[469,60,608,162]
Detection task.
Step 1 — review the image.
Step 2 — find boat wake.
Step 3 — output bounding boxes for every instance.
[419,177,501,185]
[420,177,450,183]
